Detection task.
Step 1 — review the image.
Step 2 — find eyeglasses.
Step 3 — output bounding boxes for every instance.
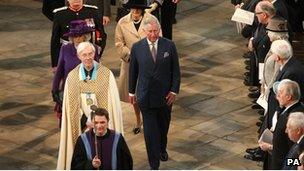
[255,12,263,15]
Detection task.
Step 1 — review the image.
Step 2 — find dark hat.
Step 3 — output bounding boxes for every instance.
[266,16,288,32]
[63,20,94,37]
[123,0,151,9]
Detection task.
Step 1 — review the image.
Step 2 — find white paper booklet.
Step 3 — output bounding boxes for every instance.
[231,8,255,25]
[259,128,273,145]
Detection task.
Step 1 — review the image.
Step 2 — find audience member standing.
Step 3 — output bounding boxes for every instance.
[264,40,304,132]
[283,112,304,170]
[259,40,304,169]
[262,16,289,99]
[247,1,275,87]
[259,79,304,169]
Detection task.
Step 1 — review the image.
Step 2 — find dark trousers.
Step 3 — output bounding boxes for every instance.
[249,52,259,86]
[263,152,271,170]
[139,104,172,169]
[161,0,175,40]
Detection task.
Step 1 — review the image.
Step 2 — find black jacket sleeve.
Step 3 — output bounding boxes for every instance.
[42,0,65,21]
[170,41,181,94]
[50,13,62,67]
[71,137,95,170]
[116,136,133,170]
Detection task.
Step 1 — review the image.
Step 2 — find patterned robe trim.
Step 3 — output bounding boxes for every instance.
[57,62,123,170]
[66,62,110,146]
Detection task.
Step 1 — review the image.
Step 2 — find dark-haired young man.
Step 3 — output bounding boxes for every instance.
[71,108,133,170]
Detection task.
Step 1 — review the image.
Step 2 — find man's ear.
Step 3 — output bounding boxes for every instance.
[287,94,293,101]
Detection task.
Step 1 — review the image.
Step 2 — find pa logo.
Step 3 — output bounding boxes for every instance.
[286,158,301,166]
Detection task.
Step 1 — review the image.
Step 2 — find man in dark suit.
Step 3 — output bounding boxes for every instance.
[247,1,275,86]
[283,112,304,170]
[260,79,304,169]
[259,39,304,169]
[129,16,180,169]
[265,40,304,131]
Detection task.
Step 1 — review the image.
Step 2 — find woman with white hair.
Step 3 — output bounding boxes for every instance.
[261,16,289,99]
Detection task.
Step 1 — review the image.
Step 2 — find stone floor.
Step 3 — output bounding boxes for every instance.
[0,0,263,169]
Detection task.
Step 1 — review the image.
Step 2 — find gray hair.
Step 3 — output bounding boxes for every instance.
[142,16,161,31]
[288,112,304,130]
[68,33,91,43]
[77,42,95,56]
[270,39,293,60]
[278,79,301,101]
[257,1,276,18]
[267,31,289,42]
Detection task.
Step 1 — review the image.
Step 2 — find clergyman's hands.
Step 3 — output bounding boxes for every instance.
[166,92,176,106]
[92,155,101,169]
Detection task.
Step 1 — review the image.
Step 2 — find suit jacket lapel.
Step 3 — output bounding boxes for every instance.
[280,102,300,118]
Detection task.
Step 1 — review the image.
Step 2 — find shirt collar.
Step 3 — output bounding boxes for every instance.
[147,38,158,46]
[282,101,299,114]
[297,134,304,144]
[280,57,291,71]
[79,61,98,81]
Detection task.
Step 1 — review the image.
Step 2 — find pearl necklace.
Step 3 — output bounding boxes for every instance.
[133,17,142,24]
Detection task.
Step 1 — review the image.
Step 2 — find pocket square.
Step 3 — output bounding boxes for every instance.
[164,52,169,58]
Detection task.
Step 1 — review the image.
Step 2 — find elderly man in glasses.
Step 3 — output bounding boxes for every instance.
[57,42,123,170]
